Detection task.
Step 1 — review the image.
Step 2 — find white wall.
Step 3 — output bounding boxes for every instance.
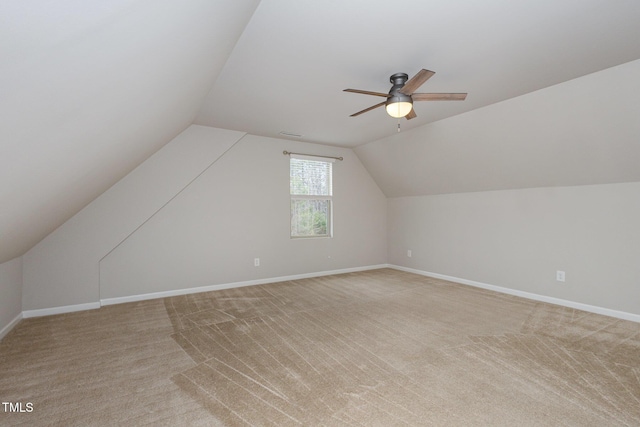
[22,125,387,311]
[23,126,245,312]
[99,134,387,300]
[388,182,640,316]
[353,60,640,320]
[0,257,22,339]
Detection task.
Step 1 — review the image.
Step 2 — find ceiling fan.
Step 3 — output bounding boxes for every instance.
[344,69,467,120]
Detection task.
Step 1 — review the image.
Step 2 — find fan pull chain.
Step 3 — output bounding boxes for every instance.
[397,119,401,133]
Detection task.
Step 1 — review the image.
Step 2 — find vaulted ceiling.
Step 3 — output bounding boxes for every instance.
[196,0,640,146]
[0,0,260,263]
[2,0,640,264]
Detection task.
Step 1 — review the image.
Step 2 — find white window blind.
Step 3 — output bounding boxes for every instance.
[290,158,332,238]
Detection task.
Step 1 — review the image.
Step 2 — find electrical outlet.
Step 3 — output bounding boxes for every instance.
[254,258,260,267]
[556,270,565,282]
[407,250,412,258]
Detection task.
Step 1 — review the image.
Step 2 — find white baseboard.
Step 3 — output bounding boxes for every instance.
[101,264,390,306]
[22,302,101,319]
[17,266,388,318]
[389,265,640,323]
[0,313,23,340]
[21,264,636,325]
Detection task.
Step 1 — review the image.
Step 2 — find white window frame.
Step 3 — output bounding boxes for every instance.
[289,156,333,239]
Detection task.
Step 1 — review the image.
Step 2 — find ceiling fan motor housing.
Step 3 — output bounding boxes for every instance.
[389,72,409,86]
[387,73,413,107]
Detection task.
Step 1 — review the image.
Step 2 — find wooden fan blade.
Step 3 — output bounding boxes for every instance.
[350,101,386,117]
[412,93,467,101]
[344,89,391,97]
[399,69,435,95]
[405,108,417,120]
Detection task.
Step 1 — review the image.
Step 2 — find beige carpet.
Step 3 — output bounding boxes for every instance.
[1,268,639,426]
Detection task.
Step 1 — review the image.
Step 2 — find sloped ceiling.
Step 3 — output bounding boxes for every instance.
[0,0,259,264]
[355,59,640,197]
[195,0,640,146]
[3,0,640,264]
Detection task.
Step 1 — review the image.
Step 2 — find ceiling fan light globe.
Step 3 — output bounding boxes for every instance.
[386,101,413,118]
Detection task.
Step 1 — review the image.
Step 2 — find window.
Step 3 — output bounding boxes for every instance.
[290,156,332,238]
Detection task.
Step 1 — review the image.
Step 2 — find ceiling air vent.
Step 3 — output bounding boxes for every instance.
[279,131,303,138]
